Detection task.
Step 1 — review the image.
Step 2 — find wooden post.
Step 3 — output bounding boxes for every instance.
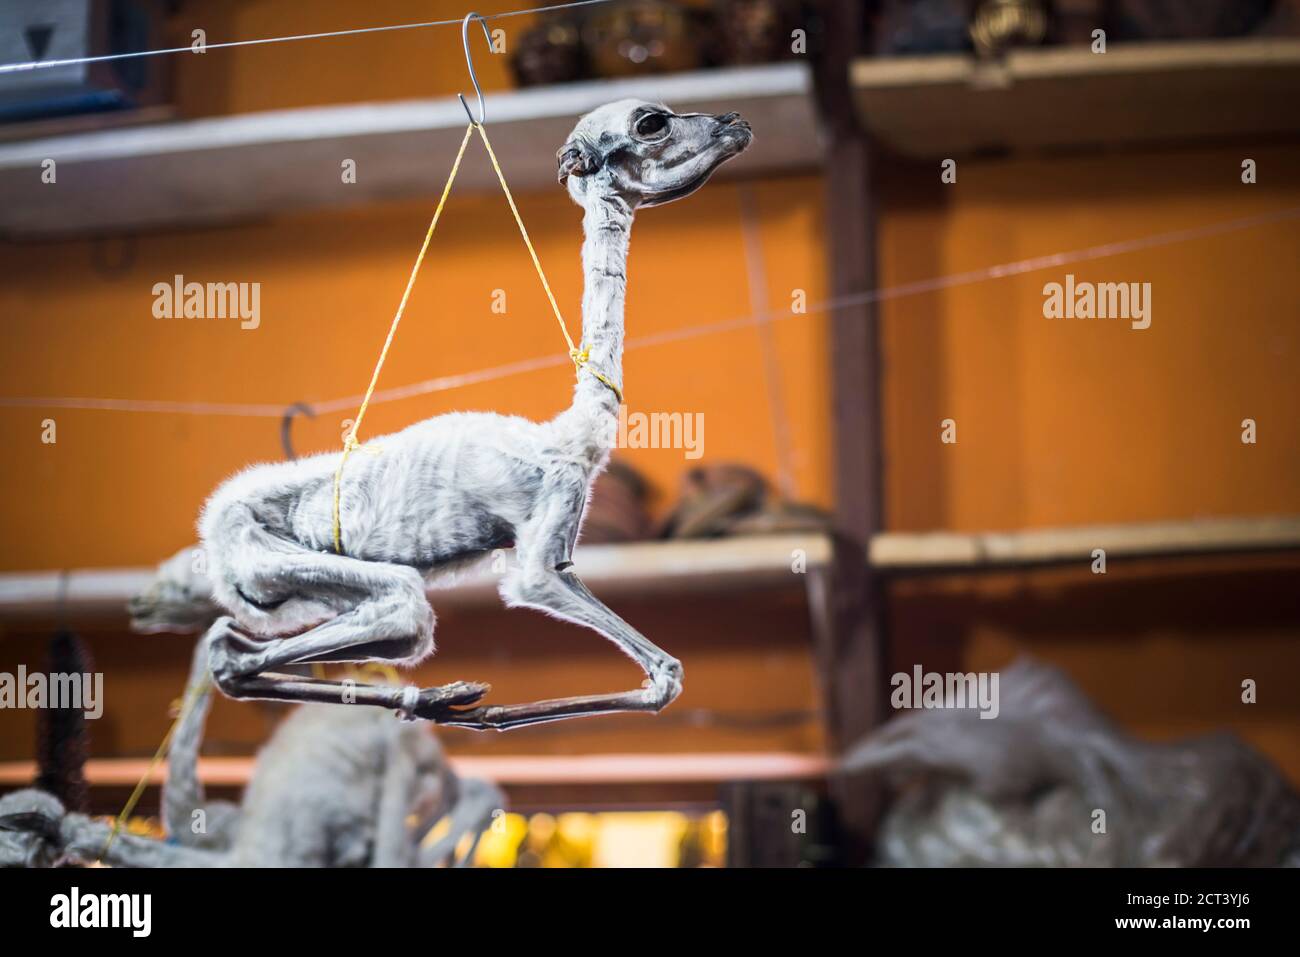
[808,0,889,863]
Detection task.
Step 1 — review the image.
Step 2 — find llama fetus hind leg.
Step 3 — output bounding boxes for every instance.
[206,544,486,718]
[212,543,436,672]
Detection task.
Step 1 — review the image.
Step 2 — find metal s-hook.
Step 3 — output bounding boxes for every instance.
[281,402,316,461]
[457,12,491,126]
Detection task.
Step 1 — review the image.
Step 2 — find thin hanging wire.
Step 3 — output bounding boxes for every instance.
[737,184,798,502]
[0,204,1295,419]
[0,0,616,75]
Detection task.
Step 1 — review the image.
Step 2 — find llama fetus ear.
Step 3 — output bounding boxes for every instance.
[557,141,600,185]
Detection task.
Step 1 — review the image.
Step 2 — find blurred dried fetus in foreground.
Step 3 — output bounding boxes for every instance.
[843,658,1300,867]
[1,563,503,868]
[127,544,222,634]
[3,635,502,867]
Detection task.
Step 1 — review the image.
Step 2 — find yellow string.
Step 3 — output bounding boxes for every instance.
[331,120,621,556]
[105,676,212,857]
[473,123,623,404]
[331,123,475,554]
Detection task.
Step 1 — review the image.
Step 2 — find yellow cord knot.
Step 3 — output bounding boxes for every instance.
[567,344,621,402]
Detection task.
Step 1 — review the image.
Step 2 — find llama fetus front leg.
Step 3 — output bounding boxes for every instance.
[442,503,683,731]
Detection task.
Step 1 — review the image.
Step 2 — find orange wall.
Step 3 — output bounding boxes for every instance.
[879,147,1300,531]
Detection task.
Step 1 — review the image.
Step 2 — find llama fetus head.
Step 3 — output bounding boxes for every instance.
[558,99,752,208]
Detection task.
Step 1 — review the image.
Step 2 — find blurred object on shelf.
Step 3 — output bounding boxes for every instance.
[1258,0,1300,36]
[0,0,170,124]
[514,812,597,867]
[970,0,1048,57]
[661,464,766,538]
[508,13,590,87]
[475,810,725,867]
[723,780,839,866]
[678,809,728,867]
[34,630,91,814]
[873,0,973,55]
[705,0,803,65]
[660,464,830,539]
[583,0,706,77]
[1109,0,1277,41]
[844,657,1300,867]
[868,0,1287,57]
[727,499,831,535]
[590,811,690,867]
[1050,0,1104,46]
[474,810,531,868]
[581,459,655,543]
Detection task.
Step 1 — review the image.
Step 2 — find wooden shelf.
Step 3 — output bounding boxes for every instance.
[2,516,1296,620]
[3,40,1293,237]
[0,63,815,239]
[852,38,1300,157]
[870,515,1300,572]
[0,533,832,620]
[0,752,829,789]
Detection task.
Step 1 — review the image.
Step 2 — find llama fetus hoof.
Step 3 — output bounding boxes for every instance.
[411,681,491,721]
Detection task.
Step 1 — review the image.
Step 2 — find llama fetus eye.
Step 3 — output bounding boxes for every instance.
[634,113,669,138]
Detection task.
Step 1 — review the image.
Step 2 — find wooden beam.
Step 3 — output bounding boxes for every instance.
[809,0,887,864]
[0,64,816,239]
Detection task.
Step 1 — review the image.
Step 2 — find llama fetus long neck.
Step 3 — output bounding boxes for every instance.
[578,190,633,407]
[557,189,633,451]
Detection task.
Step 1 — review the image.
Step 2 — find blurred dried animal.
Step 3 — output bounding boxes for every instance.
[583,0,705,76]
[581,459,655,543]
[127,544,221,634]
[660,464,829,538]
[510,14,589,86]
[844,658,1300,866]
[706,0,804,65]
